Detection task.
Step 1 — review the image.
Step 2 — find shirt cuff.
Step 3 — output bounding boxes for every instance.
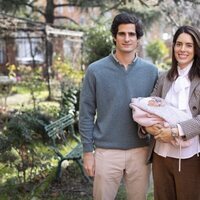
[177,124,185,136]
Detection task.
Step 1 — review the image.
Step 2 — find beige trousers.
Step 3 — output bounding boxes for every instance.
[93,147,150,200]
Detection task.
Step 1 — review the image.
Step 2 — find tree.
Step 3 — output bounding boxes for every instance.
[0,0,160,68]
[148,0,200,27]
[146,39,169,64]
[0,0,28,13]
[84,25,113,66]
[158,0,200,27]
[2,0,199,99]
[1,0,200,28]
[0,0,162,26]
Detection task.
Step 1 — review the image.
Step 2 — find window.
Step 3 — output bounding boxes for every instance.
[15,32,44,65]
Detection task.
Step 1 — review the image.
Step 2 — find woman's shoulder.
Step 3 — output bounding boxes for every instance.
[159,70,168,77]
[158,70,169,81]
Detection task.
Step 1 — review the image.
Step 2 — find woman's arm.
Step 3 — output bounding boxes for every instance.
[179,115,200,139]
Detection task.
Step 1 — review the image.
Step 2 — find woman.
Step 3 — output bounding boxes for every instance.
[146,25,200,200]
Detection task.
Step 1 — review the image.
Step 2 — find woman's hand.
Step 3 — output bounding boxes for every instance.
[145,124,164,136]
[154,127,174,143]
[145,124,175,143]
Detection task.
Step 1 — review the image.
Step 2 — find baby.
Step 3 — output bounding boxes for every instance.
[129,96,192,147]
[146,97,165,107]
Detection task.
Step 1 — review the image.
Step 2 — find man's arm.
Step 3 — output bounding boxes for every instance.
[79,67,96,152]
[79,67,96,176]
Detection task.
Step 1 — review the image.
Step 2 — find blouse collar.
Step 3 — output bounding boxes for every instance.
[177,61,193,77]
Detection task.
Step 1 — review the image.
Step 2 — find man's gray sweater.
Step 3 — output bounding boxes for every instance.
[79,54,158,152]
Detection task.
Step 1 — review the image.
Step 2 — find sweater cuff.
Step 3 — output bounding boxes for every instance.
[138,125,148,138]
[83,143,94,153]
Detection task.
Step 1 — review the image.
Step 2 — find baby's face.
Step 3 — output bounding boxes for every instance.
[147,99,161,107]
[138,97,165,107]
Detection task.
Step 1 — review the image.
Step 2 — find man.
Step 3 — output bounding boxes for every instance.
[79,12,158,200]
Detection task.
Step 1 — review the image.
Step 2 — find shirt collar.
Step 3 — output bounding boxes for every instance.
[111,49,138,64]
[177,61,193,77]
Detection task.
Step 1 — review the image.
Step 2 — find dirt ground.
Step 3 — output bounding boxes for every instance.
[39,162,153,200]
[41,163,93,200]
[40,162,128,200]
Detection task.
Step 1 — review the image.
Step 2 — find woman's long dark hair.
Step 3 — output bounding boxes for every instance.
[167,25,200,81]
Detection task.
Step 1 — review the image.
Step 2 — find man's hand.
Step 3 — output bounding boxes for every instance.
[145,124,163,136]
[83,152,95,177]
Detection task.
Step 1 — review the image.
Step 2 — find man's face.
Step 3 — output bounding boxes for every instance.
[114,24,138,54]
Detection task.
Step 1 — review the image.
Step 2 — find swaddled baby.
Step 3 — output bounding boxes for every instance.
[129,96,192,147]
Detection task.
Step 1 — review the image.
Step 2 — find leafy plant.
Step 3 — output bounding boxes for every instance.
[17,66,46,110]
[53,56,83,84]
[0,134,11,153]
[146,39,169,64]
[60,82,80,132]
[1,110,51,184]
[83,25,113,65]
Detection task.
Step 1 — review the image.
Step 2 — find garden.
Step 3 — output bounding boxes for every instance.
[0,37,158,198]
[0,62,155,200]
[0,60,85,199]
[0,11,168,200]
[1,1,199,199]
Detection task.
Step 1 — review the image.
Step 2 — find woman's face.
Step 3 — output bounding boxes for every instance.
[174,32,195,69]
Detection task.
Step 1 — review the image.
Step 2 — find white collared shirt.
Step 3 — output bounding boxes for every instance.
[111,49,138,64]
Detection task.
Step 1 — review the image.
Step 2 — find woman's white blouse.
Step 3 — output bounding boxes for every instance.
[154,62,200,159]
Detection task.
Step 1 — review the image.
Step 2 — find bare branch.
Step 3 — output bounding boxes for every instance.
[185,0,200,4]
[54,1,105,8]
[24,3,45,16]
[138,0,150,7]
[100,2,123,15]
[54,16,79,25]
[160,7,179,27]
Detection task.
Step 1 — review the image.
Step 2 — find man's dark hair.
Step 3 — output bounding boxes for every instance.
[110,12,144,43]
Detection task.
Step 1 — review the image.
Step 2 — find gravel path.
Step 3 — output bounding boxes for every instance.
[6,94,31,105]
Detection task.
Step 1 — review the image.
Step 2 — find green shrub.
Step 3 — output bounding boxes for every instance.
[1,111,52,184]
[53,56,84,85]
[84,25,113,65]
[146,39,169,64]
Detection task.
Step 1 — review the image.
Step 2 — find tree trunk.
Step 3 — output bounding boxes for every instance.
[45,0,55,100]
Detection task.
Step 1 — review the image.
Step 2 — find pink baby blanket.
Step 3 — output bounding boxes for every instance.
[129,97,192,147]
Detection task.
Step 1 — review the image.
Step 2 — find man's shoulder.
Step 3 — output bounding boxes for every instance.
[136,57,157,69]
[85,55,114,76]
[89,55,111,69]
